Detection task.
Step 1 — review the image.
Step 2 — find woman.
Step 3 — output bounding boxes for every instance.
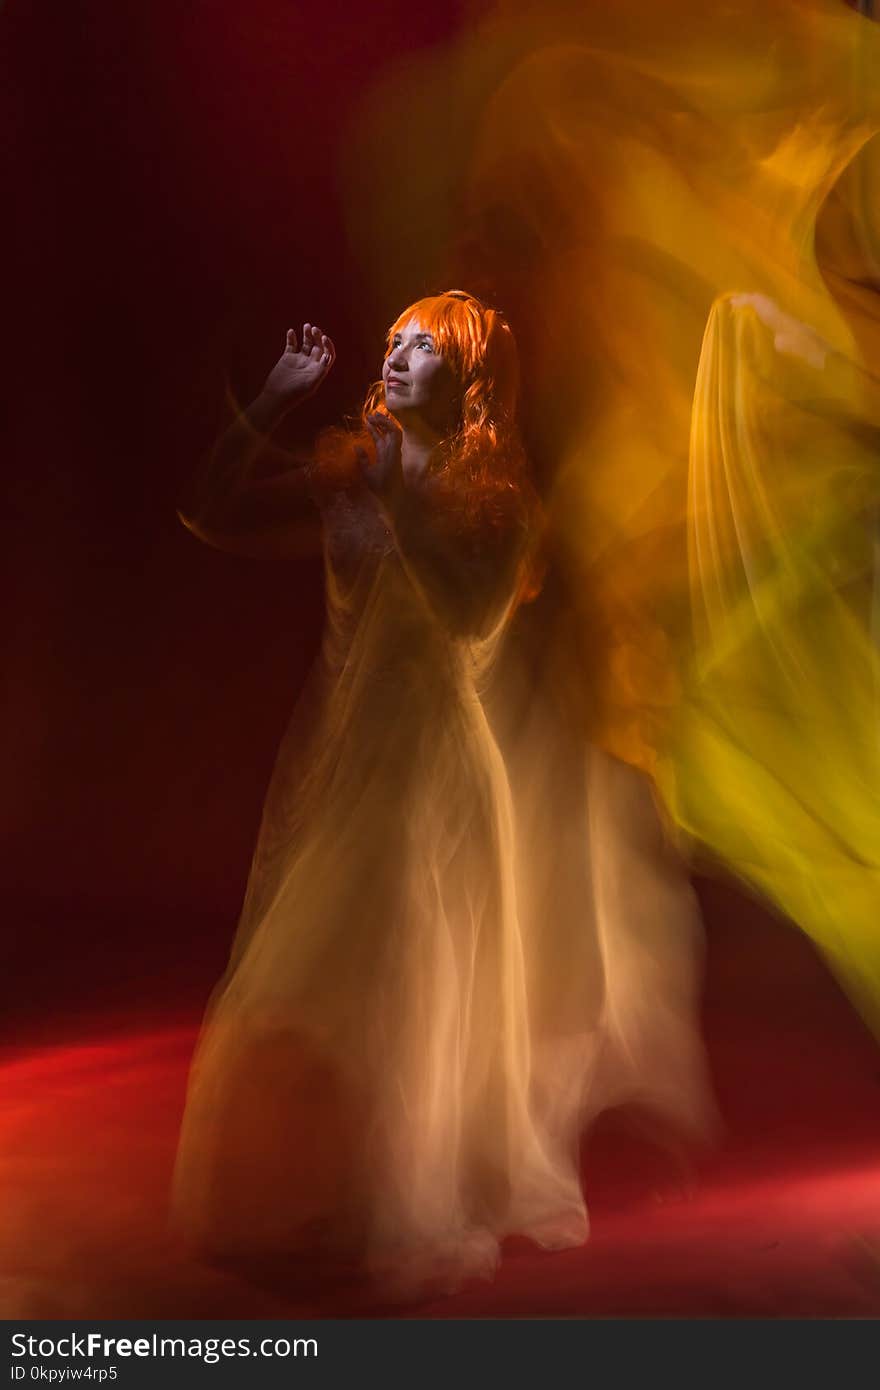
[172,290,716,1297]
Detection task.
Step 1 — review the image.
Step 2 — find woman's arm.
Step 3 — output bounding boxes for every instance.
[176,324,335,559]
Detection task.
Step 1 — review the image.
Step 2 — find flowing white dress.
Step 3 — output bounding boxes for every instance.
[171,472,715,1295]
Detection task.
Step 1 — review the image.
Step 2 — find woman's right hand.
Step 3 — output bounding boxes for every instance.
[260,323,336,409]
[361,410,404,503]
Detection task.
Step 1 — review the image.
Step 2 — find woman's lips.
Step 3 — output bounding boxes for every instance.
[386,379,407,389]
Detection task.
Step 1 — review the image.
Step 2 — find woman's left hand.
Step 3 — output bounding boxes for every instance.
[361,411,404,500]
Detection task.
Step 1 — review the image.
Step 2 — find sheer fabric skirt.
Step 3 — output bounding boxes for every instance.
[172,568,715,1294]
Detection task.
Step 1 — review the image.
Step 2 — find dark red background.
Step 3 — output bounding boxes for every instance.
[2,0,875,1077]
[6,0,880,1322]
[2,0,486,1042]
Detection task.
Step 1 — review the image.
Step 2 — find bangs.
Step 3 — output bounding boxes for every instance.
[385,294,486,376]
[334,287,529,529]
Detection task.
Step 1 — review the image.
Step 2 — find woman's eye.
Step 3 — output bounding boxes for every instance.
[387,338,433,353]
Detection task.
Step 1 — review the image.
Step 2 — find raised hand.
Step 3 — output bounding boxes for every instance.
[261,323,337,407]
[360,410,404,499]
[729,293,829,370]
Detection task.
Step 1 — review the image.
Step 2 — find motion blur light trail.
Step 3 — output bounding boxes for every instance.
[662,287,880,1034]
[4,905,880,1317]
[345,0,880,1032]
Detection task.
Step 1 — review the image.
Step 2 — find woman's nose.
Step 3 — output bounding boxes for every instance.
[387,348,408,371]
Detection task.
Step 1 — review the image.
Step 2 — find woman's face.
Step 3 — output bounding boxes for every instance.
[382,316,461,434]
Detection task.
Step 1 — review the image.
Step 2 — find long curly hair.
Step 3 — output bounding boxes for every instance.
[314,289,540,537]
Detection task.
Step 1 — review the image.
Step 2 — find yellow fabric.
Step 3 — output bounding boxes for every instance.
[346,0,880,1030]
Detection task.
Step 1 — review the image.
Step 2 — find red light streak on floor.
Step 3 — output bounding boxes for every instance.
[3,906,880,1318]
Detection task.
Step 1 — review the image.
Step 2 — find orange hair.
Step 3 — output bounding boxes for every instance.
[313,289,546,604]
[315,289,539,532]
